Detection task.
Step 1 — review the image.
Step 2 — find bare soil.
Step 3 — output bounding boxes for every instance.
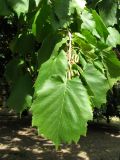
[0,108,120,160]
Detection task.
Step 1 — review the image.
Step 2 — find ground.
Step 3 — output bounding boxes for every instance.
[0,108,120,160]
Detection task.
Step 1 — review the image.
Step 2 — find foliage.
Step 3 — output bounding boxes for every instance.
[93,81,120,123]
[0,0,120,146]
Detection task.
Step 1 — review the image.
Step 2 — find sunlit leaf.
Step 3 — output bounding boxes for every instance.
[31,76,93,145]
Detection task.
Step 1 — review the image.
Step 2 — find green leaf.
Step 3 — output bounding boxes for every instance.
[35,50,68,94]
[82,63,109,107]
[92,10,109,41]
[73,33,96,58]
[50,0,71,30]
[51,0,86,30]
[53,0,70,20]
[37,33,65,66]
[4,58,24,84]
[102,51,120,84]
[98,0,117,26]
[10,33,36,55]
[32,2,51,41]
[107,27,120,47]
[81,9,100,38]
[31,76,93,146]
[81,10,96,31]
[7,74,33,113]
[81,30,97,46]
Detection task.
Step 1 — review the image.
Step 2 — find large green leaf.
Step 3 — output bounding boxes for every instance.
[31,76,93,145]
[82,63,109,107]
[7,74,33,113]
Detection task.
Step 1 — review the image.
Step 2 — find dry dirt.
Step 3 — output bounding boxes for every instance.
[0,109,120,160]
